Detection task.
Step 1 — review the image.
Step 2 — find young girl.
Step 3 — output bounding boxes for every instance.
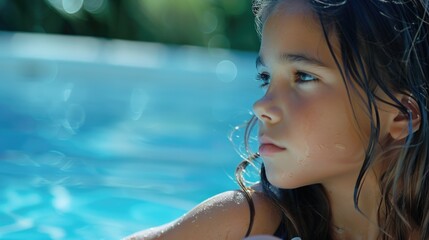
[125,0,429,239]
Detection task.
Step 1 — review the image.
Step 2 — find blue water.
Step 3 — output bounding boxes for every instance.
[0,32,261,239]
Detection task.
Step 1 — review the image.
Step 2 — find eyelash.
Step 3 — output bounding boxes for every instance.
[256,71,319,88]
[256,72,270,88]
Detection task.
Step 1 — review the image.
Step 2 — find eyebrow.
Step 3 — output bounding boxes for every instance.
[256,53,328,69]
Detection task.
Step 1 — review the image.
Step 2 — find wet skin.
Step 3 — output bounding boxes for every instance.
[253,1,375,189]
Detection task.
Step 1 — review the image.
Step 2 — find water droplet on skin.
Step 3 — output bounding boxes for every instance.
[317,144,328,150]
[334,144,346,151]
[303,144,310,157]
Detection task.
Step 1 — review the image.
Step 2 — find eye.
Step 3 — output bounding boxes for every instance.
[295,71,319,83]
[256,72,270,88]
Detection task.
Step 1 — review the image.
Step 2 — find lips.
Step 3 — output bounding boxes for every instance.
[259,143,286,155]
[258,136,286,156]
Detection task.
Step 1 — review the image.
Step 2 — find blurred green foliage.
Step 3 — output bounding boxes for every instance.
[0,0,260,51]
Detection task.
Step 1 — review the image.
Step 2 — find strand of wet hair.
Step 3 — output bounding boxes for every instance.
[235,152,260,237]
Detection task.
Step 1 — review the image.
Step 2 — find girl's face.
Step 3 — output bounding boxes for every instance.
[254,0,379,189]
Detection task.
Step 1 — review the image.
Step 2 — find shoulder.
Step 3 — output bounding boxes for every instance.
[124,186,282,240]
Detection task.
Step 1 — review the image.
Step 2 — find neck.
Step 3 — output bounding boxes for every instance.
[322,168,381,240]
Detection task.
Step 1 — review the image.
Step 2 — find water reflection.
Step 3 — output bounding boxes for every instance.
[0,32,258,239]
[129,88,149,121]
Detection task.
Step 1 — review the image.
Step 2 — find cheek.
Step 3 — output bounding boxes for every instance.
[290,97,368,163]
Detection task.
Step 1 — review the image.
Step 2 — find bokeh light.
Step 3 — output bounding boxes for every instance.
[216,60,237,82]
[0,0,259,51]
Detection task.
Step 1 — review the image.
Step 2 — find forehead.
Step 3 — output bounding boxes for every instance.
[263,0,321,43]
[259,0,340,68]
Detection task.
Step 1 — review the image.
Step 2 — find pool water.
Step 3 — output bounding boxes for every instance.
[0,32,262,239]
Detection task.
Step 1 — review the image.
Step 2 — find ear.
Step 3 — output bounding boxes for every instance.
[389,95,421,140]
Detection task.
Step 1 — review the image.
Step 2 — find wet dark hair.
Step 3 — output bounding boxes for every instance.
[236,0,429,239]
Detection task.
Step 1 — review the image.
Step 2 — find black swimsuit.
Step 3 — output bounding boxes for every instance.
[273,219,287,239]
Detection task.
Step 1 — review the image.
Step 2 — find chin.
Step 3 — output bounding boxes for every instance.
[265,171,307,190]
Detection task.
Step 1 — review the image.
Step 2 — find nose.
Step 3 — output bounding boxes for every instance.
[253,94,282,124]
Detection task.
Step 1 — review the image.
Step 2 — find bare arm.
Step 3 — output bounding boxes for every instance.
[123,189,282,240]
